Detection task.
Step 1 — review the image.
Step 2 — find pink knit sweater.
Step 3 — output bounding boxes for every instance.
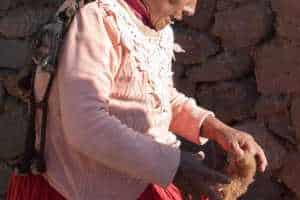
[33,0,215,199]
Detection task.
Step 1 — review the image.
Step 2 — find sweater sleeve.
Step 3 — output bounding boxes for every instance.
[57,4,180,187]
[169,86,215,145]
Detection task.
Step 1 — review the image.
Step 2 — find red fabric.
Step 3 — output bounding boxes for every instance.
[6,174,183,200]
[6,174,208,200]
[124,0,153,27]
[138,184,209,200]
[139,184,185,200]
[6,173,65,200]
[6,173,209,200]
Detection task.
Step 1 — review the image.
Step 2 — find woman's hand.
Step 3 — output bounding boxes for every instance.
[201,116,268,172]
[214,127,268,172]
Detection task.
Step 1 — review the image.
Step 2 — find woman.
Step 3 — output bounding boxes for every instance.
[6,0,267,199]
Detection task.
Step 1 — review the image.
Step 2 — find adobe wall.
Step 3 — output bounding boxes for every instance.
[0,0,299,199]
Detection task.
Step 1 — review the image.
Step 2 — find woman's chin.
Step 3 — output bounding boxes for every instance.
[152,18,172,30]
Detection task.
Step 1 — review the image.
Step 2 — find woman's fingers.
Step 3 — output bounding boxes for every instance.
[255,146,268,172]
[230,141,245,160]
[240,137,268,172]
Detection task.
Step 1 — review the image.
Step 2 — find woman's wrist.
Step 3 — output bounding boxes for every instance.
[200,115,231,142]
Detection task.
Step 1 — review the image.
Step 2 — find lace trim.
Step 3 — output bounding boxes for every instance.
[98,0,174,114]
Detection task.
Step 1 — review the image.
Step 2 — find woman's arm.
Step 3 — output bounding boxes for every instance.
[57,4,180,187]
[168,82,267,172]
[169,86,215,145]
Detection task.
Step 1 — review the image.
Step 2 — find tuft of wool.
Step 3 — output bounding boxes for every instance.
[220,152,257,200]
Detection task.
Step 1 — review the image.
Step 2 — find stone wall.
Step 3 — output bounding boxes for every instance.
[0,0,299,199]
[174,0,300,199]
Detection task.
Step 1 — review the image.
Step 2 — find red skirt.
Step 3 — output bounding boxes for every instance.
[6,173,65,200]
[6,173,208,200]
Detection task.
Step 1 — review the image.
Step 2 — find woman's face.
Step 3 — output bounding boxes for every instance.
[145,0,198,30]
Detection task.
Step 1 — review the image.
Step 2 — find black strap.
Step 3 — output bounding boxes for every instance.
[14,66,38,175]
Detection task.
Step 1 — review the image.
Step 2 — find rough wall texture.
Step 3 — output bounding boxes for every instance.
[0,0,299,199]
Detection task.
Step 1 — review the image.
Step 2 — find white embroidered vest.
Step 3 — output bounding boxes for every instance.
[99,0,174,112]
[98,0,180,147]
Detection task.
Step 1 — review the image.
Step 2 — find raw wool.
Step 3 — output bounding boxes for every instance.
[220,152,257,200]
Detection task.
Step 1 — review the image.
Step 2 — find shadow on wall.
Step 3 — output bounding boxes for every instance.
[0,0,300,199]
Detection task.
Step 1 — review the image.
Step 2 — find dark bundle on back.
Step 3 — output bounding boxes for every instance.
[7,0,95,176]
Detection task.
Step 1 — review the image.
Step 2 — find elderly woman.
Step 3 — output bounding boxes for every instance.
[6,0,267,199]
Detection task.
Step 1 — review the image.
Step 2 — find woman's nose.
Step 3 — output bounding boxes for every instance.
[174,11,183,20]
[183,0,197,16]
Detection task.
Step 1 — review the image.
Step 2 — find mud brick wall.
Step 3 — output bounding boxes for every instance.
[0,0,300,199]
